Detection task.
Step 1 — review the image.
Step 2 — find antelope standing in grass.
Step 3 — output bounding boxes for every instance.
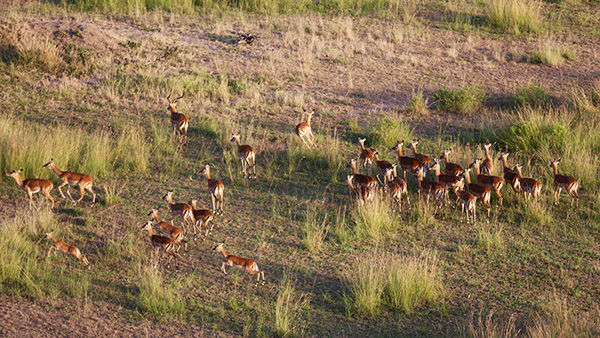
[162,191,194,233]
[344,175,375,203]
[44,231,90,269]
[481,143,494,175]
[384,167,406,211]
[498,153,521,198]
[409,139,432,177]
[371,149,393,184]
[347,159,378,190]
[440,149,464,176]
[513,164,542,201]
[189,199,215,240]
[212,242,265,285]
[167,93,190,146]
[459,190,477,224]
[6,169,54,210]
[358,138,374,175]
[389,165,410,206]
[430,159,464,203]
[295,111,315,148]
[470,159,504,206]
[413,165,445,214]
[230,134,256,179]
[548,159,578,207]
[461,168,491,218]
[42,159,96,206]
[148,209,185,252]
[199,164,225,215]
[140,220,178,269]
[391,141,422,180]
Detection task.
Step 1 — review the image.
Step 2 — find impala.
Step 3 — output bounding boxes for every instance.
[470,159,504,206]
[391,141,422,180]
[162,191,194,233]
[6,169,54,210]
[513,164,542,201]
[44,231,90,269]
[384,167,406,211]
[388,165,409,206]
[408,139,432,177]
[498,153,521,197]
[212,242,265,285]
[430,159,464,203]
[358,138,374,175]
[199,164,225,215]
[230,134,256,179]
[295,111,315,148]
[440,149,464,176]
[141,220,179,268]
[481,143,494,175]
[167,93,190,146]
[461,168,491,218]
[346,159,378,190]
[42,159,96,206]
[413,164,445,214]
[189,199,215,240]
[344,175,375,204]
[548,159,579,207]
[148,209,185,252]
[371,149,393,183]
[459,190,477,224]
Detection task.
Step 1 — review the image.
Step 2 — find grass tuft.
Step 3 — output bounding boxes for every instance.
[137,266,185,316]
[274,271,307,338]
[512,84,552,109]
[405,91,430,116]
[433,86,486,115]
[530,40,576,67]
[486,0,542,35]
[369,115,413,149]
[350,193,400,243]
[527,296,600,337]
[301,206,329,253]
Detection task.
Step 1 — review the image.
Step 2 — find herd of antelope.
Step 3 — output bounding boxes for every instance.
[4,97,579,285]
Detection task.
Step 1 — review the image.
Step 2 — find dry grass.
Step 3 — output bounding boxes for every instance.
[486,0,542,35]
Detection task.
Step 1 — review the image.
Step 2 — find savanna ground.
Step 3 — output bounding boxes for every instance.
[1,0,600,337]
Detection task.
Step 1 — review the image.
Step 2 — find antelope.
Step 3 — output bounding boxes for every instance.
[212,242,265,285]
[148,209,185,252]
[295,111,315,148]
[167,93,190,146]
[408,139,432,177]
[391,141,422,180]
[162,191,194,233]
[371,149,393,183]
[44,231,90,269]
[461,168,491,218]
[548,159,579,207]
[440,149,464,176]
[230,134,256,179]
[358,138,374,175]
[498,153,521,197]
[189,199,215,240]
[42,159,96,206]
[6,169,54,210]
[481,143,494,175]
[140,220,178,268]
[430,159,464,203]
[459,190,477,224]
[384,167,406,211]
[344,175,375,204]
[413,165,445,214]
[388,165,409,206]
[470,159,504,206]
[513,164,542,201]
[347,159,378,190]
[199,164,225,215]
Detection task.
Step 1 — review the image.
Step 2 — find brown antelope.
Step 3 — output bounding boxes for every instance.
[409,139,432,177]
[167,93,190,146]
[440,149,464,176]
[461,168,491,218]
[548,159,579,207]
[358,138,374,175]
[230,134,256,179]
[148,209,185,252]
[189,199,215,240]
[347,159,378,190]
[470,159,504,206]
[430,159,464,203]
[481,143,494,175]
[212,242,265,285]
[42,159,96,206]
[199,164,225,215]
[140,220,178,268]
[498,153,521,197]
[6,169,54,210]
[371,149,393,183]
[513,164,542,201]
[388,165,409,205]
[44,231,90,269]
[295,111,315,148]
[413,165,445,214]
[391,141,422,180]
[459,190,477,224]
[344,175,375,204]
[384,167,406,211]
[162,191,194,233]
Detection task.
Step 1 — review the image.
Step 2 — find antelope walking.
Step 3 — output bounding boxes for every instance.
[391,141,422,180]
[162,191,194,233]
[470,159,504,206]
[548,159,578,207]
[513,164,542,201]
[230,134,256,179]
[347,159,378,190]
[167,93,190,146]
[430,159,464,203]
[295,111,315,148]
[189,199,215,240]
[459,190,477,224]
[384,167,406,211]
[413,165,445,214]
[141,220,179,269]
[199,164,225,215]
[44,231,90,269]
[481,143,494,175]
[389,165,410,206]
[498,153,521,198]
[6,169,54,210]
[42,159,96,206]
[148,209,185,252]
[212,243,265,285]
[409,139,432,177]
[344,175,375,204]
[440,149,464,176]
[371,149,393,184]
[358,138,374,175]
[461,168,491,218]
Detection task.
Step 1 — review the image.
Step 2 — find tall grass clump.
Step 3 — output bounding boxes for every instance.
[350,194,400,243]
[137,266,185,316]
[301,206,329,253]
[344,253,386,318]
[405,91,429,116]
[369,115,413,148]
[274,272,308,338]
[527,296,600,337]
[512,84,552,109]
[477,223,505,256]
[530,40,576,67]
[461,311,519,338]
[433,86,486,115]
[486,0,542,35]
[569,82,600,116]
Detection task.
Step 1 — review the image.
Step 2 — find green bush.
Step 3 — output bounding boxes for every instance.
[369,115,413,148]
[433,86,486,115]
[512,84,552,109]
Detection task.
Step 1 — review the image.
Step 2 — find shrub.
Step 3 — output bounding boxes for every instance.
[406,92,429,115]
[486,0,542,35]
[433,86,486,115]
[369,115,413,148]
[512,84,552,109]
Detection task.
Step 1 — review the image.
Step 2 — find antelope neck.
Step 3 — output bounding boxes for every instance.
[48,164,64,176]
[9,174,24,187]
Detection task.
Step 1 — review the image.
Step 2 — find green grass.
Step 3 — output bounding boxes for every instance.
[405,91,429,116]
[512,84,552,109]
[530,40,576,67]
[350,193,401,243]
[433,86,486,115]
[274,272,307,337]
[137,266,185,316]
[486,0,543,35]
[369,115,413,149]
[301,206,329,253]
